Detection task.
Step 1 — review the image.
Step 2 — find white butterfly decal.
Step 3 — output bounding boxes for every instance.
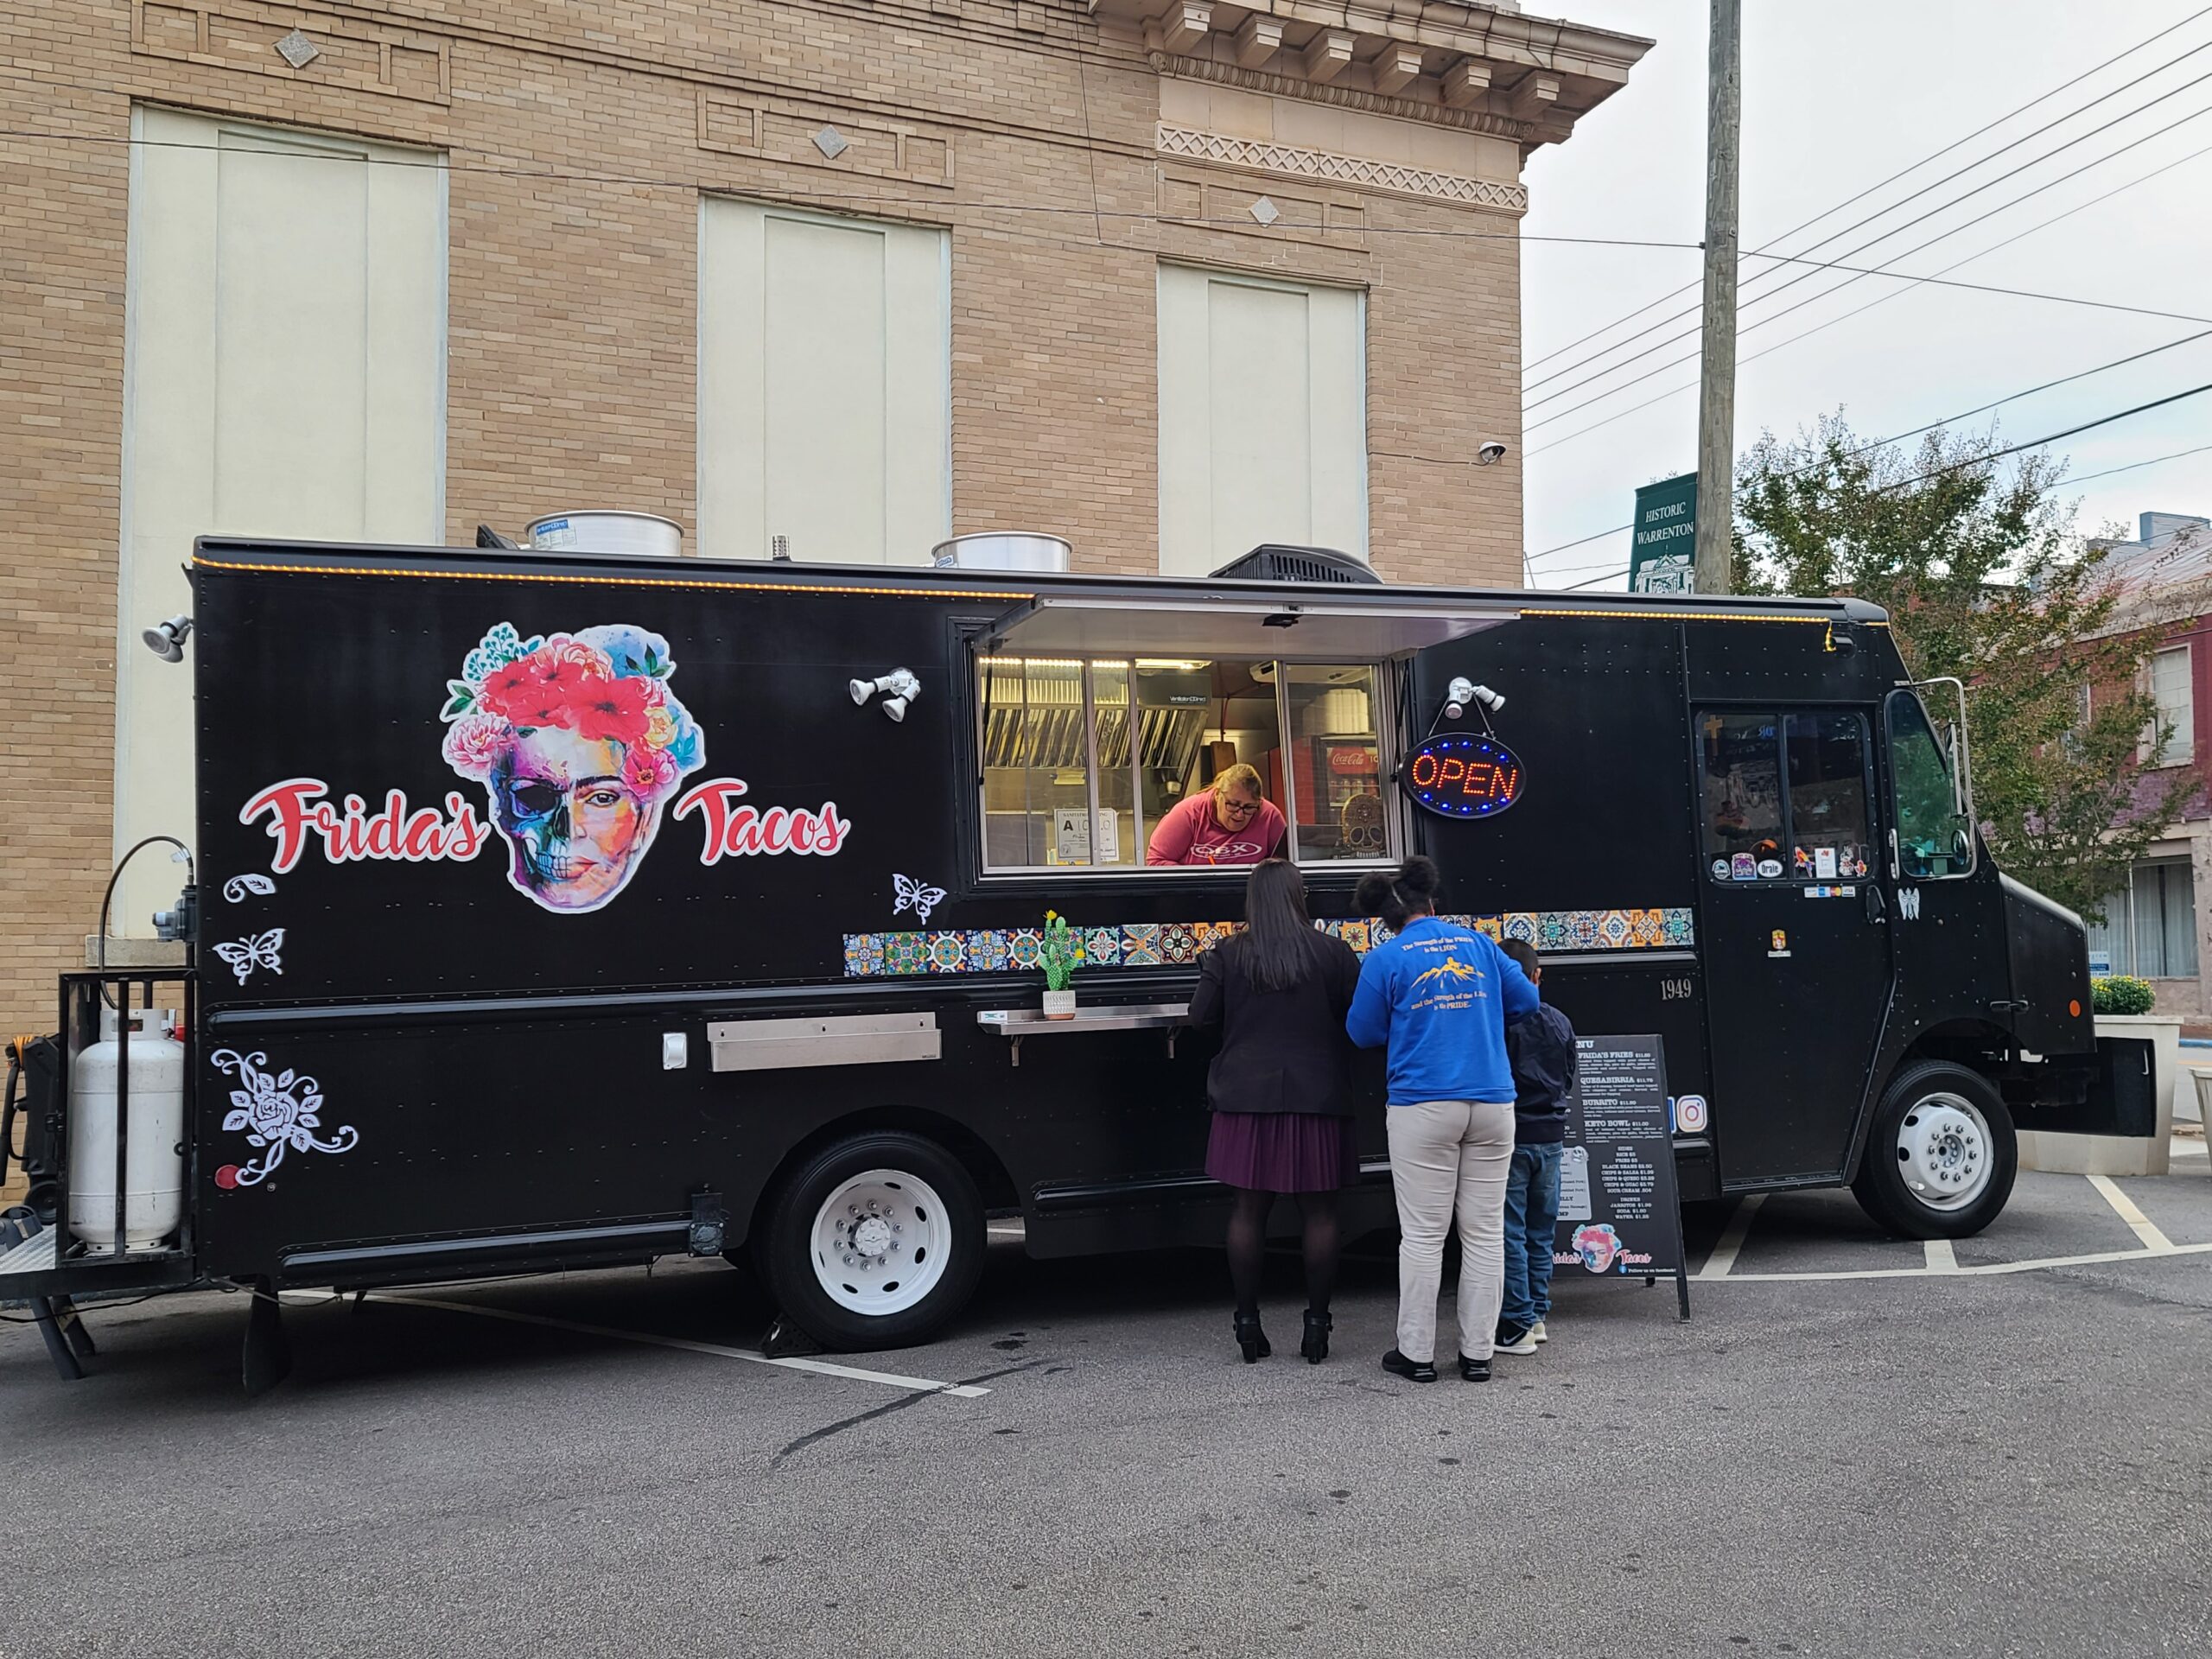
[222,873,277,903]
[213,929,286,984]
[892,874,948,925]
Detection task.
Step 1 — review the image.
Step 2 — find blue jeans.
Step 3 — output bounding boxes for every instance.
[1501,1141,1562,1329]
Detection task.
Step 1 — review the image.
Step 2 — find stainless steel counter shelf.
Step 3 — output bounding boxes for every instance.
[976,1001,1190,1066]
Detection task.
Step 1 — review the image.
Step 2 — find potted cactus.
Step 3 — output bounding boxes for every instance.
[1039,910,1080,1019]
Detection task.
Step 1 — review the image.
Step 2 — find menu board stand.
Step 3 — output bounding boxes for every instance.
[1553,1033,1691,1320]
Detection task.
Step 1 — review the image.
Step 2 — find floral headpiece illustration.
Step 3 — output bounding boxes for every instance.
[441,622,705,912]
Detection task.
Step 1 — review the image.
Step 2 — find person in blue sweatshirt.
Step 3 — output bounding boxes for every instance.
[1494,938,1578,1357]
[1346,855,1538,1384]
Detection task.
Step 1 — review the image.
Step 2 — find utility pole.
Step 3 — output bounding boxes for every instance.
[1693,0,1740,594]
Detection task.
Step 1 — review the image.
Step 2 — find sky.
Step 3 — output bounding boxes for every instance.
[1516,0,2212,590]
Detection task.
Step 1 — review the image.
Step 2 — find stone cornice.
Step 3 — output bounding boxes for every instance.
[1146,49,1536,139]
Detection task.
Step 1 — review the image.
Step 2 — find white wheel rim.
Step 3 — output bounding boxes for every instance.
[1896,1092,1993,1212]
[809,1167,952,1319]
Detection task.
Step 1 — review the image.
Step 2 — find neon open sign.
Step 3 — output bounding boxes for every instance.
[1405,734,1523,818]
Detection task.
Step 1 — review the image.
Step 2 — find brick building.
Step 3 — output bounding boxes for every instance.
[2083,512,2212,1020]
[0,0,1647,1030]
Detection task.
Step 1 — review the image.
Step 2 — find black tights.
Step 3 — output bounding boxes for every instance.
[1225,1187,1341,1317]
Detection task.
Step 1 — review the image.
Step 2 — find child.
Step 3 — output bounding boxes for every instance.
[1496,939,1577,1356]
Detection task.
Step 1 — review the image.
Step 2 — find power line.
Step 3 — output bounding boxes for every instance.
[1871,383,2212,493]
[1827,328,2212,464]
[1521,132,2212,461]
[1528,326,2212,567]
[1524,95,2212,436]
[2066,438,2212,488]
[1530,434,2212,594]
[1528,37,2212,404]
[1520,6,2212,379]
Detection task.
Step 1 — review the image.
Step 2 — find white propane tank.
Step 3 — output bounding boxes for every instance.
[67,1006,187,1253]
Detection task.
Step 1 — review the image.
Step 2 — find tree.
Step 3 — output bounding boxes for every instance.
[1731,412,2196,923]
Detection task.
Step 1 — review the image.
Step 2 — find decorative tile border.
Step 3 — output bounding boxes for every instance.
[842,908,1694,978]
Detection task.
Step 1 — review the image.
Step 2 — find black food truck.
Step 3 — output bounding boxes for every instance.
[1,533,2142,1373]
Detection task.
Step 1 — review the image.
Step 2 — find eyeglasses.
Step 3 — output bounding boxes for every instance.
[1220,795,1261,818]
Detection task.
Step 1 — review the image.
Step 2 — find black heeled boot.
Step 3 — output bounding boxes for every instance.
[1233,1311,1270,1363]
[1300,1308,1332,1364]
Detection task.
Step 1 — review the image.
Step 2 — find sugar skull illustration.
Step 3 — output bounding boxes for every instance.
[1572,1222,1622,1274]
[440,622,704,912]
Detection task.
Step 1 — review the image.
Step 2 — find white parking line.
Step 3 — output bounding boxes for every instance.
[1695,1192,1764,1279]
[1715,1239,2212,1282]
[370,1294,992,1398]
[2086,1174,2175,1252]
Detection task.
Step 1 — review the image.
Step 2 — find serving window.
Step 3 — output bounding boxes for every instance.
[976,654,1394,873]
[1699,709,1875,883]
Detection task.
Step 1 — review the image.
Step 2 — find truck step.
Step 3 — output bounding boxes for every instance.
[0,1226,59,1280]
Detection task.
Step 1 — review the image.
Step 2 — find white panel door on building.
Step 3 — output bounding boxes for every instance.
[697,200,950,564]
[118,105,446,918]
[1156,264,1367,577]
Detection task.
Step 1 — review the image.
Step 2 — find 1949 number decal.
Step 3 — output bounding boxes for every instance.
[1660,977,1695,1001]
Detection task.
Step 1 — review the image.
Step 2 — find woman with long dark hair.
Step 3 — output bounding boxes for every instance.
[1185,859,1363,1363]
[1347,855,1538,1384]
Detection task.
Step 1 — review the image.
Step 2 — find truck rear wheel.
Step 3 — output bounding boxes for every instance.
[761,1131,984,1351]
[1851,1060,2017,1239]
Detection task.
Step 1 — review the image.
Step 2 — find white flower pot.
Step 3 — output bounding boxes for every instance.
[1041,988,1076,1020]
[2017,1014,2180,1177]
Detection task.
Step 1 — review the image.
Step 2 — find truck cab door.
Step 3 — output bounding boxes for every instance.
[1694,707,1895,1185]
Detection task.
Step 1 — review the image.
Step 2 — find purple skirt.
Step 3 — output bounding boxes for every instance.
[1205,1111,1359,1194]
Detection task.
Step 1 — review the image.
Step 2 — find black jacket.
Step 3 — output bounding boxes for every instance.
[1505,1002,1579,1145]
[1184,929,1363,1117]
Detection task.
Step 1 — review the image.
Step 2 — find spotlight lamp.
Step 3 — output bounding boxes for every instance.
[849,668,923,722]
[142,614,194,663]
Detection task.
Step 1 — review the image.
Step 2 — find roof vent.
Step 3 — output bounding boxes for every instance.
[932,533,1071,573]
[1207,543,1380,585]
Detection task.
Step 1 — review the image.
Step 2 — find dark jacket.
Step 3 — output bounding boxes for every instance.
[1505,1001,1579,1145]
[1185,929,1363,1116]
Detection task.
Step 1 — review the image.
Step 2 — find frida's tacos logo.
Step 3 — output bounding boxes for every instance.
[440,623,706,913]
[238,620,851,915]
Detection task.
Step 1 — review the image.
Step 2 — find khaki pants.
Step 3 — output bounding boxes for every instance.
[1386,1099,1516,1363]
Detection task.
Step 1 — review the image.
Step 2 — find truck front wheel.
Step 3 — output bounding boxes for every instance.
[761,1131,985,1351]
[1851,1059,2017,1238]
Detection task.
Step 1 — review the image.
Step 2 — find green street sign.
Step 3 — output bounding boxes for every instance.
[1630,473,1698,594]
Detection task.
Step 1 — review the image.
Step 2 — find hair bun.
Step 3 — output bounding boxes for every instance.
[1398,855,1441,898]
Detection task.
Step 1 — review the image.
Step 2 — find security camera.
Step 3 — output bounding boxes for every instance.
[1475,441,1509,467]
[142,614,193,663]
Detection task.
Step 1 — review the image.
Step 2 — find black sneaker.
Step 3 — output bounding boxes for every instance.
[1494,1319,1539,1356]
[1459,1354,1492,1382]
[1382,1348,1438,1383]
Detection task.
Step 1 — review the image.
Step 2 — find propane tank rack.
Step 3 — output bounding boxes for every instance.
[0,970,201,1377]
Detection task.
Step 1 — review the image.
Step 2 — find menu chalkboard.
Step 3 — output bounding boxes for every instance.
[1553,1033,1690,1319]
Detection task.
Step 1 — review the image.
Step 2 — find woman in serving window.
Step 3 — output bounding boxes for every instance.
[1144,763,1287,866]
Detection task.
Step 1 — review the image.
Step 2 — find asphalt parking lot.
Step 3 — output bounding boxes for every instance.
[6,1143,2209,1659]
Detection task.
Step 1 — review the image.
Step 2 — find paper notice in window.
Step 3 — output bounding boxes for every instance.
[1815,846,1838,879]
[1055,810,1090,862]
[1093,810,1120,863]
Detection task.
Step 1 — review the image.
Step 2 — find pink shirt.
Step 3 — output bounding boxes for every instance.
[1145,790,1287,866]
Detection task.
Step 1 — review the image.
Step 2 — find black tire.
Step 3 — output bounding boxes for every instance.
[760,1130,985,1351]
[1851,1059,2017,1239]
